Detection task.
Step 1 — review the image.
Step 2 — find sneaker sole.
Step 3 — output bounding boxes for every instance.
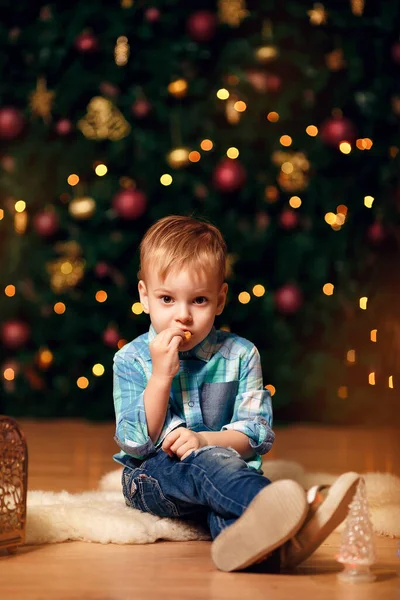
[282,471,361,569]
[211,480,308,572]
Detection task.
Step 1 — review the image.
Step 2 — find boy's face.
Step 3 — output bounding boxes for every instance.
[138,267,228,350]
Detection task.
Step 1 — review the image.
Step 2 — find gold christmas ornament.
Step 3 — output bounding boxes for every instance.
[47,241,85,293]
[325,49,346,71]
[0,416,28,555]
[68,196,96,219]
[29,77,55,123]
[77,96,131,141]
[254,45,279,64]
[350,0,364,15]
[308,3,327,25]
[115,36,130,66]
[218,0,248,27]
[168,79,188,99]
[166,147,191,169]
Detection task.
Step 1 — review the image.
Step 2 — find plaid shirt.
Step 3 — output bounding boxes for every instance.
[113,325,274,472]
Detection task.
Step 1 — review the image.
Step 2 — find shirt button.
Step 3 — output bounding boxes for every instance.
[188,401,195,407]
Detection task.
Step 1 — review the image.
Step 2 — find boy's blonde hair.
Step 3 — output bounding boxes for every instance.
[138,215,227,285]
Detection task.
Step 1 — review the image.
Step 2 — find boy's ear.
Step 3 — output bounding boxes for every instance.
[138,280,150,314]
[216,282,228,316]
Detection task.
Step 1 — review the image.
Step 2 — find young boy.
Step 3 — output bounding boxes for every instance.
[112,215,360,572]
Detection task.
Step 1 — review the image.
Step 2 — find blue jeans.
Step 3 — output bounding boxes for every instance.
[121,445,271,539]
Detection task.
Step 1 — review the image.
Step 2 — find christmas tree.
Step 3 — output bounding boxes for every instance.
[0,1,399,422]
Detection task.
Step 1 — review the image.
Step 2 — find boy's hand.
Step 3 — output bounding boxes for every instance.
[149,327,186,380]
[162,428,206,461]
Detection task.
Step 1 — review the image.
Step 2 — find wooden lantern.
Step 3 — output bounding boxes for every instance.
[0,416,28,554]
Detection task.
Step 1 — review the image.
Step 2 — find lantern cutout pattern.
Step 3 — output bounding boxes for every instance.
[0,416,28,554]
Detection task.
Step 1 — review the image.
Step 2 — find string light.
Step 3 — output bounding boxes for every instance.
[338,386,348,399]
[364,196,374,208]
[95,290,107,303]
[117,339,128,349]
[280,135,292,147]
[306,125,318,136]
[325,212,336,225]
[368,372,375,385]
[216,88,229,100]
[265,384,276,396]
[339,142,351,154]
[252,284,265,297]
[200,139,213,151]
[227,147,239,159]
[281,162,294,174]
[0,209,4,220]
[38,349,53,369]
[168,79,187,98]
[4,368,15,381]
[323,283,334,295]
[131,302,144,315]
[289,196,302,208]
[234,101,246,112]
[370,329,377,342]
[188,151,200,162]
[389,376,394,388]
[67,174,79,186]
[5,285,16,297]
[54,302,66,314]
[160,174,173,186]
[95,164,108,176]
[92,364,105,376]
[359,297,368,310]
[238,291,251,304]
[15,200,26,212]
[267,111,279,122]
[77,377,89,389]
[347,349,356,363]
[114,36,130,66]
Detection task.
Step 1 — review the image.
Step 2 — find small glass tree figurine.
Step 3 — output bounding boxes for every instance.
[336,478,376,583]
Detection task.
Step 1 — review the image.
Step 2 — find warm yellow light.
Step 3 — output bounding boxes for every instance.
[323,283,334,296]
[216,88,229,100]
[306,125,318,136]
[368,372,375,385]
[39,349,53,366]
[60,261,73,275]
[289,196,302,209]
[281,162,293,174]
[227,147,239,159]
[337,204,348,216]
[67,174,79,186]
[252,284,266,297]
[265,186,279,202]
[15,200,26,212]
[347,349,356,363]
[280,135,292,147]
[324,212,336,225]
[200,139,213,151]
[238,291,251,304]
[356,139,367,150]
[96,290,108,303]
[339,142,351,154]
[92,364,105,376]
[5,285,16,297]
[389,376,394,389]
[364,195,374,208]
[188,151,201,162]
[131,302,144,315]
[77,376,89,389]
[364,138,373,149]
[370,329,377,342]
[95,164,108,176]
[160,174,173,186]
[234,100,247,112]
[337,386,348,399]
[265,384,276,396]
[54,302,66,314]
[359,297,368,310]
[4,368,15,381]
[336,213,346,225]
[267,111,279,122]
[117,338,128,349]
[0,209,4,220]
[168,79,187,97]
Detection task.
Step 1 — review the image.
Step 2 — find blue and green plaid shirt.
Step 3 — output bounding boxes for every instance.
[113,325,275,472]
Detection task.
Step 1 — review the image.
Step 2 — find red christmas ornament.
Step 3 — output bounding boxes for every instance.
[320,116,357,147]
[145,7,160,22]
[1,320,30,349]
[32,210,59,237]
[213,158,247,193]
[74,31,98,53]
[0,107,25,140]
[391,42,400,65]
[367,222,386,244]
[55,118,73,136]
[187,11,217,43]
[103,326,120,348]
[274,284,303,314]
[131,98,151,119]
[279,209,298,230]
[112,188,147,220]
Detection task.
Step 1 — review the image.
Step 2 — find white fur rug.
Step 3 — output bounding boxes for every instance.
[25,460,400,545]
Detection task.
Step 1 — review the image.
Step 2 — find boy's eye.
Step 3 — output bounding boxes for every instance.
[161,296,173,304]
[194,296,207,305]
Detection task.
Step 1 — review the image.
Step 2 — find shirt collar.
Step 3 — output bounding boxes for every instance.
[148,324,218,362]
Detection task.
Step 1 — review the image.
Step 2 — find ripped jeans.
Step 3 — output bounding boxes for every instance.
[121,446,271,539]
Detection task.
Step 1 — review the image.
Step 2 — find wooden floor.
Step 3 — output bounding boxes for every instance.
[1,421,399,600]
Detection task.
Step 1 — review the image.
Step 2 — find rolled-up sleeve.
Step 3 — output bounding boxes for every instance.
[222,345,275,455]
